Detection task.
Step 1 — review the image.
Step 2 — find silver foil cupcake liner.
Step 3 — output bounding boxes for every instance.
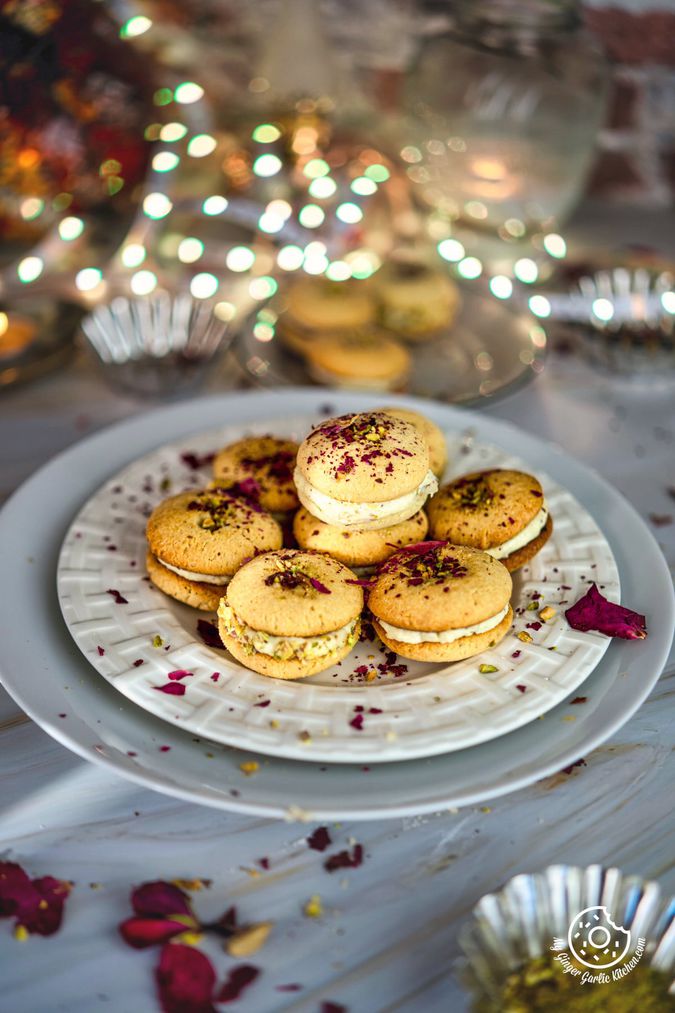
[81,292,233,398]
[459,864,675,1008]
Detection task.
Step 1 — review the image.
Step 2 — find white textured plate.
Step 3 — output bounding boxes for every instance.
[56,413,617,763]
[1,391,672,818]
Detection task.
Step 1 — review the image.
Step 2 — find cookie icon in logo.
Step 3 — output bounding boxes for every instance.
[568,906,631,969]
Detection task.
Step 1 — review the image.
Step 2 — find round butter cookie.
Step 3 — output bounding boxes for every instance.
[218,549,363,679]
[306,330,410,392]
[368,541,513,662]
[381,406,448,478]
[374,262,461,340]
[284,277,376,331]
[293,506,428,571]
[427,469,552,572]
[146,489,282,610]
[212,435,299,514]
[295,411,437,530]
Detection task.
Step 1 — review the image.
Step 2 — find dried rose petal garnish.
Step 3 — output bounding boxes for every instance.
[119,881,197,948]
[0,862,71,936]
[215,964,260,1003]
[154,684,187,697]
[324,845,363,872]
[155,943,217,1013]
[307,827,332,852]
[197,620,225,650]
[565,583,647,640]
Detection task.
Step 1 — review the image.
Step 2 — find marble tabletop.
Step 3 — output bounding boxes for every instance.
[1,208,674,1013]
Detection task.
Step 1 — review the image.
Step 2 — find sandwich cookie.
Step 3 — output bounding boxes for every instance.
[381,406,448,478]
[305,330,410,392]
[293,506,428,574]
[284,277,376,332]
[368,541,513,661]
[146,489,282,610]
[427,469,552,572]
[295,411,438,531]
[374,262,461,340]
[212,435,299,515]
[217,549,364,679]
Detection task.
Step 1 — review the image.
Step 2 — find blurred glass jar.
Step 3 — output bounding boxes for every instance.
[403,0,609,248]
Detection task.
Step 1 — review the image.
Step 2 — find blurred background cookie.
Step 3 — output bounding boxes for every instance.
[305,330,410,391]
[374,261,461,341]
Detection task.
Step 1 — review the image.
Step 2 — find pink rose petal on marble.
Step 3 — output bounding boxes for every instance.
[215,964,260,1003]
[565,583,647,640]
[119,916,189,949]
[132,881,194,919]
[155,942,217,1013]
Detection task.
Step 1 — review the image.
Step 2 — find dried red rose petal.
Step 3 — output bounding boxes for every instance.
[120,916,190,949]
[106,588,128,604]
[321,1002,348,1012]
[0,862,71,936]
[197,620,225,650]
[307,827,332,852]
[132,881,194,919]
[215,964,260,1003]
[309,577,331,594]
[155,942,217,1013]
[167,670,193,681]
[565,583,647,640]
[324,845,363,872]
[349,714,364,731]
[154,683,187,696]
[181,451,216,471]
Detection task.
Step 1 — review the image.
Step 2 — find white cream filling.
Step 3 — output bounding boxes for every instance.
[485,504,548,560]
[158,557,232,585]
[294,467,438,528]
[378,602,510,644]
[220,604,358,659]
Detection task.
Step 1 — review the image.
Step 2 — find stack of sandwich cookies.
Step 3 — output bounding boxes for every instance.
[381,406,448,478]
[427,469,552,572]
[368,541,513,662]
[294,411,438,531]
[146,489,282,611]
[218,549,364,679]
[305,330,410,392]
[212,436,299,517]
[293,506,428,575]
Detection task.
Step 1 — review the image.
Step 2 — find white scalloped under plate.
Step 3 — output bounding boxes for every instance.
[56,411,619,763]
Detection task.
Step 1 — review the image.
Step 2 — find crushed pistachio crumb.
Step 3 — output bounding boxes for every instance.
[517,630,534,643]
[13,925,29,941]
[239,761,259,776]
[479,664,499,674]
[526,602,540,611]
[539,605,556,621]
[304,895,323,918]
[226,921,273,957]
[152,635,164,648]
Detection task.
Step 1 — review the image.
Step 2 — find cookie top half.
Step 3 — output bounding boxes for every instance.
[368,541,512,631]
[226,549,363,636]
[296,411,430,503]
[427,469,545,549]
[212,435,299,513]
[146,489,282,576]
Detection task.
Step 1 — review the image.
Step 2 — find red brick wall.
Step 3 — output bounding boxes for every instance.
[584,4,675,204]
